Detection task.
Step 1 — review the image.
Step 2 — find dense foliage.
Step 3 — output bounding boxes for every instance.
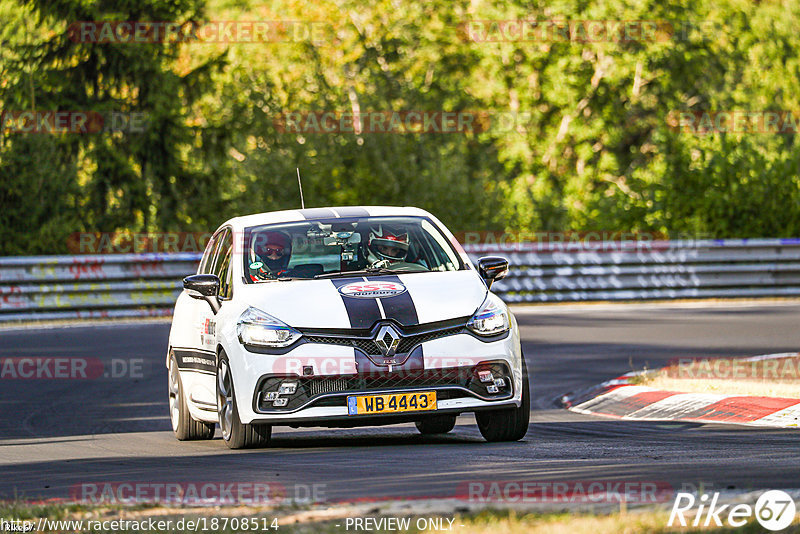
[1,0,799,254]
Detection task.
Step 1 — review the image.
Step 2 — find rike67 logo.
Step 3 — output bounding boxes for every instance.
[669,490,796,531]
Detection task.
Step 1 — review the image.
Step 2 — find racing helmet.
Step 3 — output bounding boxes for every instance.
[368,225,410,262]
[252,231,292,272]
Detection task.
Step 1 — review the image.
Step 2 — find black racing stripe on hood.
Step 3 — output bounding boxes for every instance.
[300,207,338,219]
[369,274,419,326]
[331,278,383,329]
[332,207,370,217]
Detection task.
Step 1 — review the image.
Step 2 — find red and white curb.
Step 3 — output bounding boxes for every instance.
[562,353,800,428]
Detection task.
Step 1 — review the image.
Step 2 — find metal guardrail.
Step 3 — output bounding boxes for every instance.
[1,238,799,321]
[466,238,800,303]
[0,253,201,322]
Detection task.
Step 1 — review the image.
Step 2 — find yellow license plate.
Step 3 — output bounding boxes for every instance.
[347,391,437,415]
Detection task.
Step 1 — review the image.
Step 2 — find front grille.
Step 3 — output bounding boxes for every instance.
[306,367,470,392]
[397,328,462,353]
[304,336,353,347]
[255,362,513,413]
[306,378,351,397]
[304,326,464,356]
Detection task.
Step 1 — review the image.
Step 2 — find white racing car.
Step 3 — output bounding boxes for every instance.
[167,206,529,448]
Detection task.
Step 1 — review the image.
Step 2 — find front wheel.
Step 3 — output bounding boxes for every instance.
[415,415,457,435]
[217,351,271,449]
[168,354,215,441]
[475,356,530,442]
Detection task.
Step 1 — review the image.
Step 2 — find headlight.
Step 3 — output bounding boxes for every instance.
[466,293,510,337]
[237,307,302,348]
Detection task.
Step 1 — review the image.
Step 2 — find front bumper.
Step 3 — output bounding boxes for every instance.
[254,360,514,414]
[250,399,521,427]
[226,324,523,425]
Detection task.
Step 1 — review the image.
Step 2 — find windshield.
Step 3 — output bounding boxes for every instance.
[242,216,464,282]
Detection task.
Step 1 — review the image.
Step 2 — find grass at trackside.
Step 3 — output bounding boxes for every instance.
[3,503,800,534]
[453,509,800,533]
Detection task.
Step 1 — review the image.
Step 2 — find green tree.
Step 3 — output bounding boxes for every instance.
[0,0,226,254]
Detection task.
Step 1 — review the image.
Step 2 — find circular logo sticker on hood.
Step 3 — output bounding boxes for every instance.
[338,281,407,299]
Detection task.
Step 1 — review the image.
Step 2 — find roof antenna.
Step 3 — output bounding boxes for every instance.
[296,168,305,209]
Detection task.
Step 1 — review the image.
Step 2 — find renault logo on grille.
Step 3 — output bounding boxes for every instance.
[375,325,401,357]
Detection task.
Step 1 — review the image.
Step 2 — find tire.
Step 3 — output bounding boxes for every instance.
[217,351,271,449]
[168,354,215,441]
[415,415,457,435]
[475,356,530,442]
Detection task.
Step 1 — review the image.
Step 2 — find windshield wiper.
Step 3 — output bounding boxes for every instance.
[314,267,396,279]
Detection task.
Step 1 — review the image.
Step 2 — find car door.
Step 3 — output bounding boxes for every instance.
[179,227,232,409]
[169,229,220,352]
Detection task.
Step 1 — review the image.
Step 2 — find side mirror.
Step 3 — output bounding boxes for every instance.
[183,274,221,314]
[477,256,509,289]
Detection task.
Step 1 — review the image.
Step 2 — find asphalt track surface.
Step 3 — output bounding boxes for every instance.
[1,301,799,503]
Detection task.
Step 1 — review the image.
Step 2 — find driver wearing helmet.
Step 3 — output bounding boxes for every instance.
[367,224,422,269]
[249,231,292,280]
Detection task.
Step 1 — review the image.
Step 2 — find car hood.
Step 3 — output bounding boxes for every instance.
[242,270,487,329]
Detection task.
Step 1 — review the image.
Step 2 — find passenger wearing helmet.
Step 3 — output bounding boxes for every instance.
[366,224,426,270]
[249,231,292,280]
